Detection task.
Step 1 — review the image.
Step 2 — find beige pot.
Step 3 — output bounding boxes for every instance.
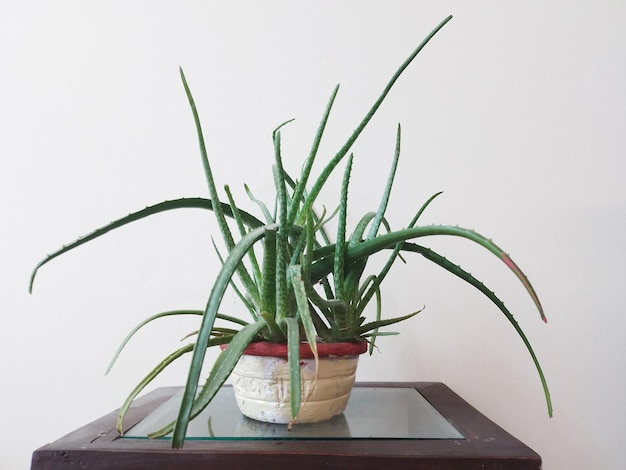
[225,342,367,424]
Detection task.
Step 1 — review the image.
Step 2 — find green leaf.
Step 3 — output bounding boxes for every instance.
[272,153,290,325]
[179,69,230,241]
[106,310,203,375]
[275,229,290,326]
[297,15,453,225]
[180,68,260,308]
[260,311,285,343]
[281,317,302,418]
[408,191,444,227]
[350,212,376,245]
[29,198,262,293]
[356,308,423,337]
[117,343,195,435]
[311,225,545,323]
[244,183,275,224]
[260,227,277,318]
[168,225,271,447]
[224,185,262,287]
[152,320,267,442]
[356,192,444,315]
[368,284,382,355]
[401,242,553,417]
[273,132,289,231]
[287,84,340,227]
[289,265,319,360]
[211,237,258,320]
[362,331,399,338]
[334,154,353,301]
[116,333,238,436]
[367,123,401,239]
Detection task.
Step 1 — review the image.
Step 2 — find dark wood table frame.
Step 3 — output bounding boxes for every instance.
[31,382,541,469]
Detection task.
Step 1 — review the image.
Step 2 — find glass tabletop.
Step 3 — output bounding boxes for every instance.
[124,386,463,440]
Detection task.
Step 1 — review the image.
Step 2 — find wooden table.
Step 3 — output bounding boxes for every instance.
[31,382,541,469]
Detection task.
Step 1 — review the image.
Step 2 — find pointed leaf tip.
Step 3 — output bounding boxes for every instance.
[501,252,547,323]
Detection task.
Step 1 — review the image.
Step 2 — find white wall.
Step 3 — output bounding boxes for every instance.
[2,1,625,468]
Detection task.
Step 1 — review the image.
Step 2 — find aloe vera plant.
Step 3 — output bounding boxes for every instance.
[29,15,552,449]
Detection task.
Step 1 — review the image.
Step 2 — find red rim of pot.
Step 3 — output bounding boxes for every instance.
[220,341,368,359]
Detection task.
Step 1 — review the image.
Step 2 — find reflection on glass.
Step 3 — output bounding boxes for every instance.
[124,386,463,440]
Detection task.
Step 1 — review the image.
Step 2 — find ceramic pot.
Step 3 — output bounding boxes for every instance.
[222,341,368,424]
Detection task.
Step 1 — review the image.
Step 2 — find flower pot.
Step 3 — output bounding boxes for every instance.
[221,341,368,424]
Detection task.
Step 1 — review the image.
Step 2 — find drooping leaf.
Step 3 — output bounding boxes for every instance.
[106,310,203,375]
[310,225,545,322]
[400,242,552,416]
[116,343,195,435]
[29,198,262,293]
